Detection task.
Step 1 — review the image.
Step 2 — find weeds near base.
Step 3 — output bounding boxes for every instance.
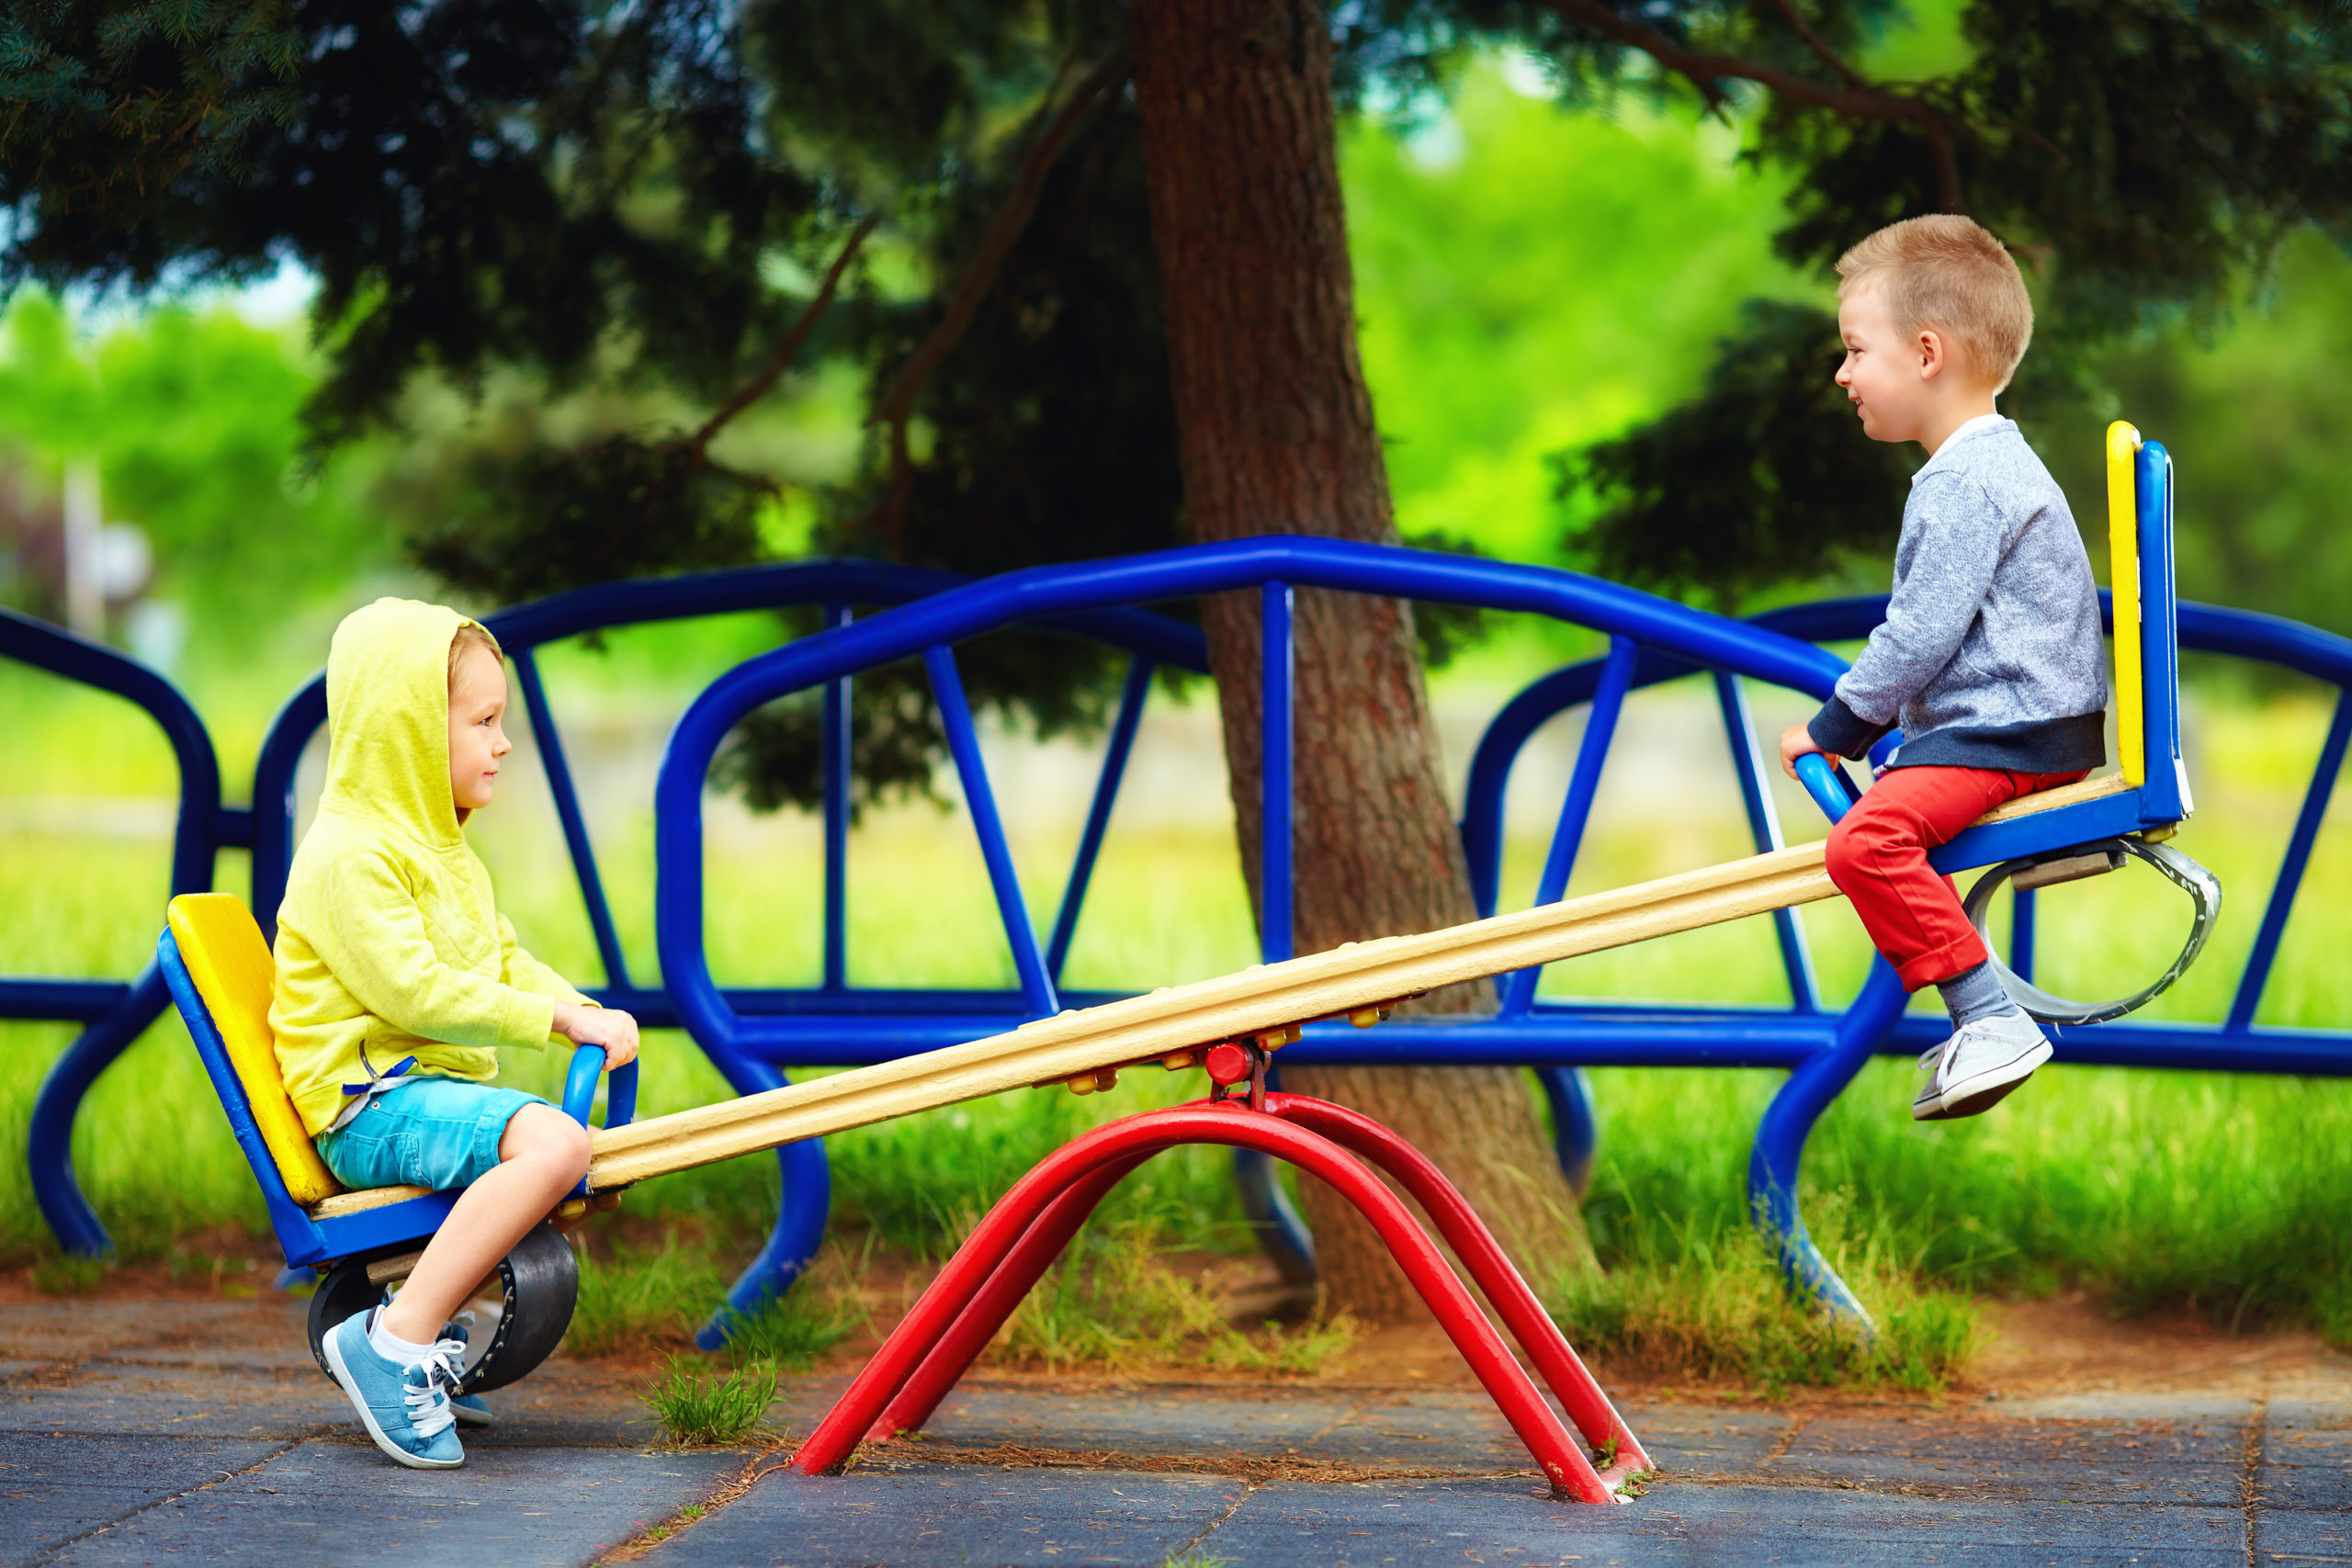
[992,1218,1358,1375]
[568,1233,728,1357]
[29,1251,107,1295]
[725,1279,865,1371]
[1550,1192,1985,1394]
[640,1355,778,1445]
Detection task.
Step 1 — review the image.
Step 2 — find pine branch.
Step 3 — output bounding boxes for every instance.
[589,213,876,569]
[1765,0,1869,90]
[868,48,1134,445]
[684,211,880,464]
[1540,0,1964,211]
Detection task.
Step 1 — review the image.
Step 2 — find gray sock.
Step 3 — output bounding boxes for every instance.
[1937,960,2020,1028]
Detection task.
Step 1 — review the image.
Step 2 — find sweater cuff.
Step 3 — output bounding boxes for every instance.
[1806,694,1894,760]
[499,989,561,1052]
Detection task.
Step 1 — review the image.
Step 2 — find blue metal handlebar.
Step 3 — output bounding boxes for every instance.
[560,1045,638,1132]
[1793,752,1864,825]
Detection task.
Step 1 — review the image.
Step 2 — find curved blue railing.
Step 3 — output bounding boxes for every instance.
[12,543,2349,1344]
[3,607,240,1255]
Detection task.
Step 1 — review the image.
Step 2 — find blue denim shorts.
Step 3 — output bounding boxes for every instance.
[316,1077,548,1191]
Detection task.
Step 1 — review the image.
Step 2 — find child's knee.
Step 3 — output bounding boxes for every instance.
[1824,798,1914,889]
[504,1104,592,1182]
[1824,814,1869,889]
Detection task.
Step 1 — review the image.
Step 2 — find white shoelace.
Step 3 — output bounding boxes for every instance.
[402,1337,469,1439]
[1918,1032,1962,1078]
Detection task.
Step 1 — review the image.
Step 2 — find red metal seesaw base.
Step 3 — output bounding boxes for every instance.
[793,1094,1650,1502]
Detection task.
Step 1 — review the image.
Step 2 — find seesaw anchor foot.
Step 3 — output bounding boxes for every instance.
[791,1093,1648,1503]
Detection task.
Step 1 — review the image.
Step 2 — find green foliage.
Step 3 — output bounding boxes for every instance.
[1548,0,2352,601]
[569,1234,729,1358]
[1560,299,1911,604]
[0,2,301,255]
[8,1,2346,790]
[2062,229,2352,640]
[28,1248,108,1295]
[1550,1227,1984,1395]
[639,1354,778,1446]
[0,290,398,703]
[724,1276,865,1371]
[992,1216,1361,1375]
[1342,63,1815,562]
[410,434,764,605]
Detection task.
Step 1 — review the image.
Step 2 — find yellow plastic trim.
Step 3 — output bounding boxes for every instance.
[2107,420,2144,788]
[167,893,345,1206]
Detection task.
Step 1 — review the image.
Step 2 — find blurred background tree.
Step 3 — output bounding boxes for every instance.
[5,0,2347,1317]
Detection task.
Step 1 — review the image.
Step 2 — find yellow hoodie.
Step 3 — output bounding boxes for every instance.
[270,598,592,1137]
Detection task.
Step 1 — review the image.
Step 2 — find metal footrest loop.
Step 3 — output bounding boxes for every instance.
[1962,836,2222,1026]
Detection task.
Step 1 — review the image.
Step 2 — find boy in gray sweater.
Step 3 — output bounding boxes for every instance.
[1778,215,2108,1122]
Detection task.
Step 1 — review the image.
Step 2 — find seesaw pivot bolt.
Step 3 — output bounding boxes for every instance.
[1204,1043,1252,1088]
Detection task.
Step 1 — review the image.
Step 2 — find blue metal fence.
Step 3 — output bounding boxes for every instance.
[8,537,2349,1342]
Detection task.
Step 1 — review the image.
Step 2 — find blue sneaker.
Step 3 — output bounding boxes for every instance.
[322,1310,466,1469]
[440,1311,494,1427]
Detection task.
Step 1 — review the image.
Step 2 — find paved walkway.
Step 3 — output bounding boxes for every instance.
[6,1295,2350,1565]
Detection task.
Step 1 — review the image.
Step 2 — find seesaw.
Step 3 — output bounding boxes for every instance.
[155,760,2215,1495]
[153,422,2220,1496]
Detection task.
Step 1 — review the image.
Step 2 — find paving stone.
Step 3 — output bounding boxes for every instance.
[44,1437,745,1567]
[1614,1403,1792,1474]
[1769,1413,2245,1504]
[0,1364,351,1438]
[1210,1478,2248,1567]
[1999,1393,2258,1424]
[2258,1413,2352,1511]
[911,1382,1548,1473]
[2253,1507,2352,1564]
[635,1466,1234,1566]
[0,1432,285,1567]
[1212,1474,1676,1567]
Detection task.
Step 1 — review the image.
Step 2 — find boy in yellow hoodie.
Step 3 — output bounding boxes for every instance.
[272,598,639,1468]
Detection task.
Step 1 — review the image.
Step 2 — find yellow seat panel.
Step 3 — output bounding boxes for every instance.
[166,894,345,1208]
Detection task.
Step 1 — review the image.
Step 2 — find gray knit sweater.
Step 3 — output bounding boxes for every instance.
[1807,415,2108,773]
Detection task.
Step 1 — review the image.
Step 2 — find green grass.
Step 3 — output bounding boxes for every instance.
[639,1354,778,1445]
[569,1234,732,1357]
[989,1217,1363,1376]
[6,667,2352,1392]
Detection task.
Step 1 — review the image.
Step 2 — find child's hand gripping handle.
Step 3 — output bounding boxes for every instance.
[1794,752,1867,825]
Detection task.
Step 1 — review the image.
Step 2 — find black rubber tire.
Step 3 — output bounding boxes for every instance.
[303,1223,579,1396]
[460,1224,578,1394]
[306,1255,390,1382]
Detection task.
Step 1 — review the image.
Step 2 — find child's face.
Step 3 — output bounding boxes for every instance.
[1836,285,1950,445]
[447,642,513,814]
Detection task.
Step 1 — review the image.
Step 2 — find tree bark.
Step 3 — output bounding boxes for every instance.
[1129,0,1598,1320]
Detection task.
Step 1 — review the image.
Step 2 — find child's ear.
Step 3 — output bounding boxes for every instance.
[1915,327,1948,381]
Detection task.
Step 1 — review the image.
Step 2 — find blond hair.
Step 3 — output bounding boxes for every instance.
[447,622,501,685]
[1836,215,2034,392]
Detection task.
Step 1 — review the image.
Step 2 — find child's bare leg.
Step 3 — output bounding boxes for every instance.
[380,1104,590,1344]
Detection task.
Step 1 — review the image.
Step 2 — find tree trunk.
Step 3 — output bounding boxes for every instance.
[1129,0,1597,1321]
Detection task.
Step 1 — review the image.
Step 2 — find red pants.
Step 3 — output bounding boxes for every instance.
[1824,765,2088,991]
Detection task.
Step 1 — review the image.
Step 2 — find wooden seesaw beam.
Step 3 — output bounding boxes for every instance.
[585,773,2131,1190]
[583,773,2131,1190]
[584,841,1832,1189]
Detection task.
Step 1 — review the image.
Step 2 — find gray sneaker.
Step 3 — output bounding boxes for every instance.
[322,1309,466,1468]
[1914,1010,2052,1122]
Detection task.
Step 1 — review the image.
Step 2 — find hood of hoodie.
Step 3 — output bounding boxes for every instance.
[321,598,498,852]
